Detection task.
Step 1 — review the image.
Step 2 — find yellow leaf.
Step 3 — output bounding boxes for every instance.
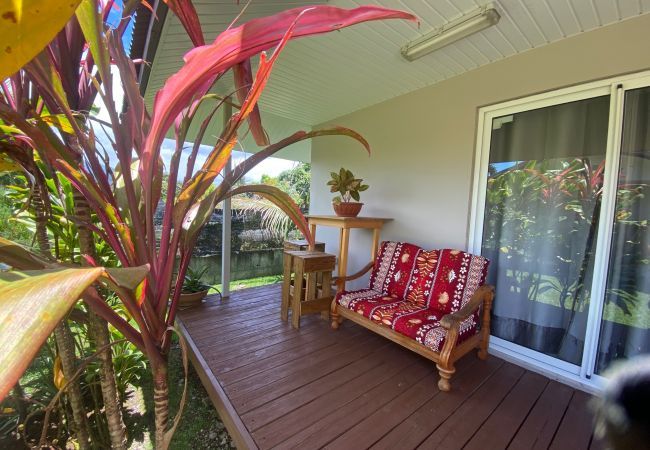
[0,154,22,173]
[0,0,83,80]
[500,246,509,253]
[39,114,75,134]
[53,355,66,390]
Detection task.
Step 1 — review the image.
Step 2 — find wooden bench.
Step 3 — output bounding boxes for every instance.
[330,241,494,391]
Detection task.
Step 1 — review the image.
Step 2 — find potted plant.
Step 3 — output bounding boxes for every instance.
[178,266,212,306]
[327,168,369,217]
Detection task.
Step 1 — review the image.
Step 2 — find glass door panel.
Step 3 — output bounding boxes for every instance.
[596,86,650,373]
[482,95,611,366]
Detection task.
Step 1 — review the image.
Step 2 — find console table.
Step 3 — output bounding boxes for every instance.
[306,215,392,291]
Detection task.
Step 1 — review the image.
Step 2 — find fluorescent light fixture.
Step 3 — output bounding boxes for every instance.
[401,4,500,61]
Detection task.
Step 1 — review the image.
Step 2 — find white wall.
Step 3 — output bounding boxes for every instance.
[310,13,650,289]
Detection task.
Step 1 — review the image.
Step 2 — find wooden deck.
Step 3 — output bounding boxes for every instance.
[176,284,603,450]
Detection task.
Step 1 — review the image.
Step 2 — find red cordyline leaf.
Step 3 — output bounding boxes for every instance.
[233,59,269,146]
[141,5,417,190]
[163,0,205,47]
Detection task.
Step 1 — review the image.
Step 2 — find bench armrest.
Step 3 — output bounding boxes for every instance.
[331,262,374,285]
[440,285,494,330]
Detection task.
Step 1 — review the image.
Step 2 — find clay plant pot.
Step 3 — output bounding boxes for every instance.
[333,202,363,217]
[178,289,209,306]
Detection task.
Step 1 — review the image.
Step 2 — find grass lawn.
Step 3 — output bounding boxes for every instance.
[127,338,234,450]
[209,274,282,294]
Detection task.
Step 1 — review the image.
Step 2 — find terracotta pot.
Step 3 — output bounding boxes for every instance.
[333,202,363,217]
[178,289,209,306]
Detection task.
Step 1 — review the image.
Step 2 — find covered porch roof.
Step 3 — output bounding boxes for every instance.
[141,0,649,128]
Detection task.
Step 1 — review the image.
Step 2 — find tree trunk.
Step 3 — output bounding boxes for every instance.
[73,188,128,450]
[32,180,91,449]
[32,182,51,257]
[88,311,127,449]
[54,322,91,450]
[152,364,170,450]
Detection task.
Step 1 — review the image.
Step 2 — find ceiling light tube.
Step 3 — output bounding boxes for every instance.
[401,3,500,61]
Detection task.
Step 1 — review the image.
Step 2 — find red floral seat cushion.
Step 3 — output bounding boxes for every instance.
[368,241,422,298]
[335,290,479,352]
[404,248,489,315]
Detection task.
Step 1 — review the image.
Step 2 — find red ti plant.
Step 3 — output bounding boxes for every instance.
[1,0,416,446]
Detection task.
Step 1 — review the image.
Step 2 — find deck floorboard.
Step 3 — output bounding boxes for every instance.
[177,284,602,450]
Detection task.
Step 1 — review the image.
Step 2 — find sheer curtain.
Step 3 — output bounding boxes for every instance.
[482,96,610,365]
[596,87,650,373]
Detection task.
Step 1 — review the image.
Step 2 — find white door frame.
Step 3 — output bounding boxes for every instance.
[468,70,650,392]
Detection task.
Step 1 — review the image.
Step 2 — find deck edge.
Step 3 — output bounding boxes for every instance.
[177,316,259,450]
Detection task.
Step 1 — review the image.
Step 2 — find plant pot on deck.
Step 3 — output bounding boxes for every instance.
[333,202,363,217]
[178,289,209,306]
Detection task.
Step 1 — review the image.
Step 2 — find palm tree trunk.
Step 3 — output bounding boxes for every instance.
[73,188,127,450]
[54,322,91,450]
[32,182,50,257]
[32,179,91,449]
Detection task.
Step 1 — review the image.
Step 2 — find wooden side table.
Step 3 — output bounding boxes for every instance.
[306,215,392,291]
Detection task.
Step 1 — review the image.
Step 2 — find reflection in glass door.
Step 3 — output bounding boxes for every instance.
[596,86,650,373]
[481,96,610,367]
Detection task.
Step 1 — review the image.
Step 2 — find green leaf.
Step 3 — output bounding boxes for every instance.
[350,190,360,201]
[76,0,111,83]
[0,267,105,401]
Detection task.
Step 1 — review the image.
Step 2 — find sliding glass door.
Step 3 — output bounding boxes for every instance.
[471,72,650,384]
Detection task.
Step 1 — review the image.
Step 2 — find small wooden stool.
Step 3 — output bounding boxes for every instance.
[281,251,336,329]
[283,240,326,298]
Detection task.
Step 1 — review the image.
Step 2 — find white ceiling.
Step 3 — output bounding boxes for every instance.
[145,0,650,126]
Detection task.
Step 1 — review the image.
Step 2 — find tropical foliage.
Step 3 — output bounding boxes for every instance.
[483,157,648,322]
[0,1,416,448]
[239,163,312,239]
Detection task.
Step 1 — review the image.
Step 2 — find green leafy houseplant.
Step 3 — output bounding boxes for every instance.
[181,267,211,294]
[327,168,369,217]
[177,266,211,306]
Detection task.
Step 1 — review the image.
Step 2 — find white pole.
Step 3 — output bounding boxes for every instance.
[221,103,232,298]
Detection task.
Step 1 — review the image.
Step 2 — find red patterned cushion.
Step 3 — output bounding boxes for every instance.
[336,289,402,320]
[335,290,479,352]
[403,248,489,315]
[369,241,422,298]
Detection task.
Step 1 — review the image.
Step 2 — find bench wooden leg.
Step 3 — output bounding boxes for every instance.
[478,289,494,360]
[436,363,455,392]
[330,299,341,330]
